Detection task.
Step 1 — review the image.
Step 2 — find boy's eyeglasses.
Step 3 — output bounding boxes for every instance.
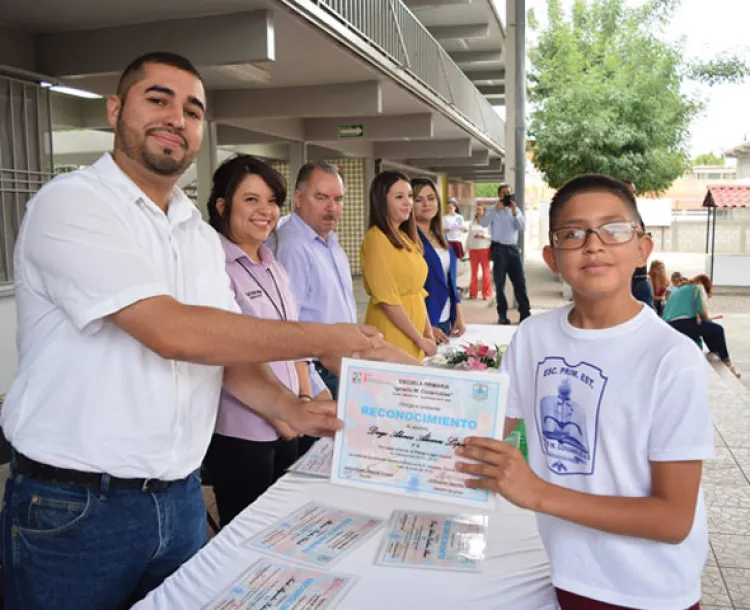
[550,221,647,250]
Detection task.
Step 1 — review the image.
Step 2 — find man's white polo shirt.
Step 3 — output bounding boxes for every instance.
[1,154,239,480]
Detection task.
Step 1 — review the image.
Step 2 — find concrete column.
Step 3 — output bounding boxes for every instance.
[505,0,526,249]
[196,121,218,220]
[289,141,308,191]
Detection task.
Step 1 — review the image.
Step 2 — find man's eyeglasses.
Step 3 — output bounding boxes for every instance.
[550,221,648,250]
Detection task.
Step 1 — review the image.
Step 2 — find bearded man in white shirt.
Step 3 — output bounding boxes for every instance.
[0,52,387,610]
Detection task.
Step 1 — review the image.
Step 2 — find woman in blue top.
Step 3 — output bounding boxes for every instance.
[662,274,740,378]
[412,177,466,345]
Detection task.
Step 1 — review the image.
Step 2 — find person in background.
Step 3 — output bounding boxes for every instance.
[458,174,711,610]
[442,198,467,260]
[662,274,741,378]
[467,204,493,300]
[480,184,531,324]
[666,271,684,298]
[204,155,317,526]
[412,177,466,344]
[361,171,435,359]
[274,162,356,403]
[648,259,670,316]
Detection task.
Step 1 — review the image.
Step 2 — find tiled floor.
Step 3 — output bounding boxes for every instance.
[5,253,750,607]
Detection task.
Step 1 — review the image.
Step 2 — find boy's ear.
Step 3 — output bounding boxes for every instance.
[542,245,559,274]
[637,234,654,267]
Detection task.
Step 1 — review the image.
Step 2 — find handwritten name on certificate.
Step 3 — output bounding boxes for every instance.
[331,359,508,508]
[376,511,488,572]
[204,558,356,610]
[244,502,384,568]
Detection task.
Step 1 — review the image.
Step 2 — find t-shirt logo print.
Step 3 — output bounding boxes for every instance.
[534,357,608,476]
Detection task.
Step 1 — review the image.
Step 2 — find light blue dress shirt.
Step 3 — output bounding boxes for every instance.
[480,205,526,245]
[272,214,357,324]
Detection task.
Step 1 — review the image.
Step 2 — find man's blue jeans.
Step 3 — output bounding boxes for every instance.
[1,460,206,610]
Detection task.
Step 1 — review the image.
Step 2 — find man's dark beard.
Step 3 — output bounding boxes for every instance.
[116,114,192,177]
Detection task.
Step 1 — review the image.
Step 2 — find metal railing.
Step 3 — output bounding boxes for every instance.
[313,0,505,146]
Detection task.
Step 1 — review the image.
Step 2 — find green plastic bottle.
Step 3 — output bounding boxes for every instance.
[504,420,528,462]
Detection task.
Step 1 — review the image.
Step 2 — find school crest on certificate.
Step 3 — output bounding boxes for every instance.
[331,359,509,508]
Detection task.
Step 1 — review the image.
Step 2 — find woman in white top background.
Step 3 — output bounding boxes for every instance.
[442,198,468,261]
[467,204,493,300]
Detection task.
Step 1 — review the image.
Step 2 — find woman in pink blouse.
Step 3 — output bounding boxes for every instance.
[204,155,319,527]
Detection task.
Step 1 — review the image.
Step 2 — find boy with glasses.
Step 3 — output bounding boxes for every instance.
[456,174,712,609]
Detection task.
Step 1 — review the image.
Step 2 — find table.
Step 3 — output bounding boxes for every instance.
[136,324,556,610]
[450,324,516,349]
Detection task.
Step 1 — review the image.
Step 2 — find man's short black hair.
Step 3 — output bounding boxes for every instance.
[116,52,203,101]
[549,174,639,230]
[498,183,511,195]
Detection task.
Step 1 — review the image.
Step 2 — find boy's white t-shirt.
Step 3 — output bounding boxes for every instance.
[501,304,714,609]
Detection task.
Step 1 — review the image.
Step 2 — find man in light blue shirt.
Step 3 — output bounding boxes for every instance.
[274,162,358,403]
[480,184,531,324]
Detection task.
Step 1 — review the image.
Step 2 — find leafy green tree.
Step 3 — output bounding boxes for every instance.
[475,183,501,197]
[692,152,725,166]
[527,0,748,194]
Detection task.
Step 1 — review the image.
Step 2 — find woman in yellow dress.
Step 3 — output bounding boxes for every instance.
[361,171,437,359]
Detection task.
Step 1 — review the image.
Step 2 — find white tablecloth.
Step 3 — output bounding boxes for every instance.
[135,324,555,610]
[449,324,516,350]
[135,473,555,610]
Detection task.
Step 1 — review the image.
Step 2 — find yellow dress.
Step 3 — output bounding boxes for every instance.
[361,226,429,359]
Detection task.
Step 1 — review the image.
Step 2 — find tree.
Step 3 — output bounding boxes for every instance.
[527,0,748,194]
[475,183,501,198]
[692,152,724,166]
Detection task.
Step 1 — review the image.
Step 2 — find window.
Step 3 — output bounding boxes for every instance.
[0,76,53,285]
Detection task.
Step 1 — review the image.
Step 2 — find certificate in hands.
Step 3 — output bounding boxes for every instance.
[331,359,508,508]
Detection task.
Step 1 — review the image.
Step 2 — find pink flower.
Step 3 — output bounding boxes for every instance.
[456,356,487,371]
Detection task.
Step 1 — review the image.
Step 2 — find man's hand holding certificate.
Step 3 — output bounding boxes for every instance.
[331,359,508,508]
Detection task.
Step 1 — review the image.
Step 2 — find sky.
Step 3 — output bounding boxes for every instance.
[508,0,750,158]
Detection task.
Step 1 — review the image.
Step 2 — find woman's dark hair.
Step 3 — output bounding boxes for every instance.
[368,171,420,251]
[412,177,448,249]
[549,174,638,230]
[207,155,287,242]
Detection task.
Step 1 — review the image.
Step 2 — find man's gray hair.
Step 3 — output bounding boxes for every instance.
[294,162,345,192]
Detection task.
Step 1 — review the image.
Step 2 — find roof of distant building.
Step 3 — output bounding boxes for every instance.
[725,142,750,159]
[703,184,750,209]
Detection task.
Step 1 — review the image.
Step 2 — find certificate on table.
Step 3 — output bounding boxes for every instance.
[203,558,356,610]
[244,501,384,568]
[376,510,488,572]
[331,359,509,508]
[287,438,333,478]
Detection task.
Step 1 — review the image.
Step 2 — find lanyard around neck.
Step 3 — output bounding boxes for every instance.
[236,259,287,321]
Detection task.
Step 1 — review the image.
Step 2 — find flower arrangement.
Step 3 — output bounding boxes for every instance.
[427,343,506,371]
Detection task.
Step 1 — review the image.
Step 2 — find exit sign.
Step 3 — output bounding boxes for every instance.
[338,124,364,138]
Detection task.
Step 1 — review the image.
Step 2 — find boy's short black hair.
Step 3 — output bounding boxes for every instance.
[549,174,639,230]
[117,52,203,101]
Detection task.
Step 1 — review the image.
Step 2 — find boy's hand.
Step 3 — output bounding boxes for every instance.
[456,437,547,511]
